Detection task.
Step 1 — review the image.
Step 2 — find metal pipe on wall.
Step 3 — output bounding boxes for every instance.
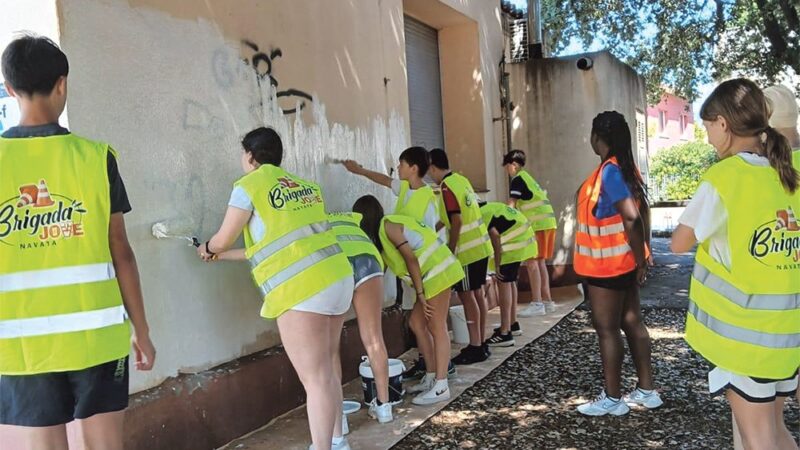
[527,0,544,58]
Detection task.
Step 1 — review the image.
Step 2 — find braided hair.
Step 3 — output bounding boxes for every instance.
[591,111,647,205]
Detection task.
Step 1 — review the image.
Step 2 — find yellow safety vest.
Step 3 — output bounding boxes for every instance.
[236,164,352,319]
[515,170,557,231]
[793,149,799,168]
[394,180,436,224]
[685,156,800,379]
[0,134,130,375]
[480,202,538,266]
[438,173,492,266]
[327,212,384,270]
[378,215,464,299]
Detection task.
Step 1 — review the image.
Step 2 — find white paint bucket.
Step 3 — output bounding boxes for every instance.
[359,357,405,405]
[449,305,469,344]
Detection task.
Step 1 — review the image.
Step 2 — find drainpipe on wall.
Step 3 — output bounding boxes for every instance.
[527,0,544,59]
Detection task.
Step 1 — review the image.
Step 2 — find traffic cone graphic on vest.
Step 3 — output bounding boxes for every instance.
[35,179,55,207]
[16,184,38,207]
[787,206,799,231]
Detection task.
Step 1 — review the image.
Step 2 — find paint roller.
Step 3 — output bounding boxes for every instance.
[151,219,200,247]
[324,155,346,165]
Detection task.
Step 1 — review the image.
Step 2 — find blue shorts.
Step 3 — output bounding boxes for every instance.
[0,357,129,427]
[348,254,383,289]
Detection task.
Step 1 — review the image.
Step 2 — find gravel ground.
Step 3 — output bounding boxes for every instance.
[393,308,800,450]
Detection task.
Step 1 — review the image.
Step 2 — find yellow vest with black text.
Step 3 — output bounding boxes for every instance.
[236,165,352,319]
[378,215,464,298]
[685,156,800,379]
[480,202,538,266]
[438,173,492,265]
[394,180,436,224]
[515,170,557,231]
[0,134,130,375]
[328,212,384,270]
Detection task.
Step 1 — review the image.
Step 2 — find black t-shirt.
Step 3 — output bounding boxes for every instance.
[509,176,533,201]
[2,124,131,214]
[487,215,516,235]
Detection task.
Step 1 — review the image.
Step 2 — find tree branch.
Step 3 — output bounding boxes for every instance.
[755,0,788,59]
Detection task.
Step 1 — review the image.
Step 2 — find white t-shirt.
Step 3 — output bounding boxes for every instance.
[678,153,770,270]
[390,179,439,229]
[228,186,353,315]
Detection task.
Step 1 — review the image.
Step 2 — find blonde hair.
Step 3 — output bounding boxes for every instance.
[700,78,799,193]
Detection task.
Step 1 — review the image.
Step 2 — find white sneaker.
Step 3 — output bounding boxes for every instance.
[407,373,435,393]
[517,302,546,317]
[577,391,630,416]
[624,388,663,409]
[309,437,351,450]
[543,300,556,313]
[368,399,394,423]
[341,413,348,435]
[412,381,450,406]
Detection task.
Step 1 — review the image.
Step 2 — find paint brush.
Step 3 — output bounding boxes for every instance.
[324,156,346,165]
[151,221,200,247]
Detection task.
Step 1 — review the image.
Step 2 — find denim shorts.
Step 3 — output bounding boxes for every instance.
[349,254,383,289]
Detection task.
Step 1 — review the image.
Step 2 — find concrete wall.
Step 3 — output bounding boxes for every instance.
[509,51,648,283]
[47,0,505,396]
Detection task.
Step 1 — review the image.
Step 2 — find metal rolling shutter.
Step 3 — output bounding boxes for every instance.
[404,16,444,150]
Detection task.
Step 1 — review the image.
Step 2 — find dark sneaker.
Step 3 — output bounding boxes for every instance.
[486,330,515,347]
[402,358,426,381]
[493,321,522,336]
[482,342,491,358]
[452,345,489,365]
[447,361,457,378]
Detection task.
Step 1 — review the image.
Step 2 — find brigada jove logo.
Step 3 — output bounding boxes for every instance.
[268,176,322,210]
[0,179,87,249]
[749,206,800,268]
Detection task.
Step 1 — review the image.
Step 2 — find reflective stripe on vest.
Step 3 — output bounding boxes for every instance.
[250,221,331,267]
[500,223,529,244]
[460,218,484,233]
[519,200,547,211]
[688,301,800,349]
[515,170,557,231]
[576,243,632,259]
[0,305,127,339]
[327,212,385,270]
[257,244,343,297]
[0,263,115,293]
[693,263,800,311]
[577,223,626,237]
[456,234,491,254]
[502,237,536,253]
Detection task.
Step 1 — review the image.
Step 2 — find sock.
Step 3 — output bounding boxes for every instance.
[424,372,435,380]
[332,436,344,445]
[376,399,384,406]
[433,379,448,391]
[637,387,654,394]
[607,395,621,402]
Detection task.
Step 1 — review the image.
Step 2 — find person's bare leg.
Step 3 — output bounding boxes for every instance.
[733,413,745,450]
[498,281,514,333]
[353,277,390,403]
[475,287,488,342]
[328,314,345,441]
[620,285,654,390]
[410,304,434,372]
[0,424,68,450]
[728,390,779,450]
[75,410,125,450]
[587,285,625,398]
[277,310,340,450]
[425,290,454,380]
[511,281,518,324]
[537,258,552,302]
[457,290,482,346]
[774,396,799,450]
[525,259,541,303]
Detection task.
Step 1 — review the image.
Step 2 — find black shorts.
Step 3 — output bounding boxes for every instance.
[585,270,637,291]
[498,262,522,283]
[0,357,129,427]
[455,257,489,292]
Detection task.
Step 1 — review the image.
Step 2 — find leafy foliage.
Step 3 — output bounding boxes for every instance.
[539,0,799,103]
[650,141,717,200]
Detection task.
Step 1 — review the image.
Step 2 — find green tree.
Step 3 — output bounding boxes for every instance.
[650,141,717,201]
[540,0,799,103]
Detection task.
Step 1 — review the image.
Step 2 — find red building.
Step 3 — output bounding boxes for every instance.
[647,92,694,155]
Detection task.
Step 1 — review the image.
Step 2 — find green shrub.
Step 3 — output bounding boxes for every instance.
[650,141,717,201]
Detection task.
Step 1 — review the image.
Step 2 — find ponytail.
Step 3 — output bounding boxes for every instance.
[762,126,800,193]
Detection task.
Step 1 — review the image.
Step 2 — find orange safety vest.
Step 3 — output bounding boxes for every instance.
[574,157,645,278]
